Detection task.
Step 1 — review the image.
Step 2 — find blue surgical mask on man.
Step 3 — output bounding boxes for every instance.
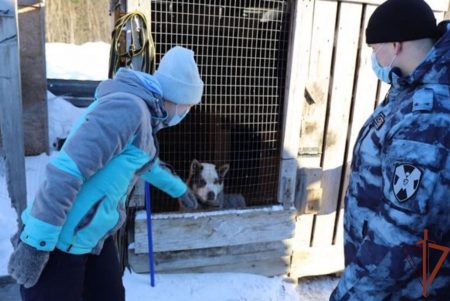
[371,44,397,84]
[164,105,190,127]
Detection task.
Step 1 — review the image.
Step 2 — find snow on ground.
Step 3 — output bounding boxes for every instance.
[124,271,301,301]
[0,42,339,300]
[136,204,286,220]
[0,160,17,276]
[297,276,339,300]
[46,42,110,80]
[0,153,50,276]
[47,91,86,151]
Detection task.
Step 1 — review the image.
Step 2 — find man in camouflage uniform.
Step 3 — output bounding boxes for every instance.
[330,0,450,300]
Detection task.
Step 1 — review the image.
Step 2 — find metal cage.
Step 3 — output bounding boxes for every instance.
[150,0,291,212]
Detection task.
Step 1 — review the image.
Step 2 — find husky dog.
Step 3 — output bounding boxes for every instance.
[186,159,246,210]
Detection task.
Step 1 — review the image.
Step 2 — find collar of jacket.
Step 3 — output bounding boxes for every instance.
[95,71,168,128]
[391,20,450,89]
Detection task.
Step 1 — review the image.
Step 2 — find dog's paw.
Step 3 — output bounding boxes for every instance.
[223,194,246,209]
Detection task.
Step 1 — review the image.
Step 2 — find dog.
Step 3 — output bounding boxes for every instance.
[185,159,246,210]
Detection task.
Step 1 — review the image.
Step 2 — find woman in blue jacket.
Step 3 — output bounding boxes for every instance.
[8,46,204,301]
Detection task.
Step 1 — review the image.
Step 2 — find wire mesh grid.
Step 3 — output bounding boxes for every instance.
[149,0,291,212]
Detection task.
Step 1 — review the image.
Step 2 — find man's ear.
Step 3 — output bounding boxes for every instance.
[218,164,230,178]
[190,159,203,175]
[393,42,402,55]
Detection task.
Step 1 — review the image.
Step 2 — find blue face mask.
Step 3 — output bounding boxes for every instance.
[371,45,397,84]
[165,105,190,127]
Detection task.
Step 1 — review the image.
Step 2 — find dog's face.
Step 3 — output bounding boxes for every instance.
[187,160,229,208]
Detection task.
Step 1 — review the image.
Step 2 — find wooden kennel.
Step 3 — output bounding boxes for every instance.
[125,0,450,279]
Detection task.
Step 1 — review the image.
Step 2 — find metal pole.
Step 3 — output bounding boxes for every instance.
[144,182,156,287]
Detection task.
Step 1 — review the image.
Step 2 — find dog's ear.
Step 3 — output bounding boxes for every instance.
[218,164,230,178]
[190,159,203,175]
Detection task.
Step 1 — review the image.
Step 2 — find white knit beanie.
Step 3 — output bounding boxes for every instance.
[154,46,204,105]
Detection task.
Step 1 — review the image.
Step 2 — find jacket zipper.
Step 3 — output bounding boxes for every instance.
[66,196,105,252]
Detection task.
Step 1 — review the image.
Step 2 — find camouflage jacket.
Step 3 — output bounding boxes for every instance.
[330,21,450,300]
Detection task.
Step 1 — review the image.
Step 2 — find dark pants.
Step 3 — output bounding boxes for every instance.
[20,237,125,301]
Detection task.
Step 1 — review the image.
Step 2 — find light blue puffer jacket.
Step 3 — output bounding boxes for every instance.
[20,68,187,254]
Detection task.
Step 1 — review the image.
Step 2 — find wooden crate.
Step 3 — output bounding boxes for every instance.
[290,0,449,279]
[131,206,296,276]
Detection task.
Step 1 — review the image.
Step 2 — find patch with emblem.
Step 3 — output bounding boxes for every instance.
[373,112,385,130]
[393,163,422,202]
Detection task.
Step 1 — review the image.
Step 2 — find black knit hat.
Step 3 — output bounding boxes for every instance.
[366,0,437,44]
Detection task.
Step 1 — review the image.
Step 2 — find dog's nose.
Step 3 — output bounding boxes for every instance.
[207,191,215,201]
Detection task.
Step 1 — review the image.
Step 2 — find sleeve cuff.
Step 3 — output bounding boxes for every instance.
[140,160,188,198]
[20,209,62,251]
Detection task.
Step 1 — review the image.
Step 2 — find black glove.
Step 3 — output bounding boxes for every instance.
[8,242,50,288]
[179,189,198,209]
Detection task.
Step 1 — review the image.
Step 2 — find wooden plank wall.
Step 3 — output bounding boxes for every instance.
[132,207,296,276]
[291,0,449,279]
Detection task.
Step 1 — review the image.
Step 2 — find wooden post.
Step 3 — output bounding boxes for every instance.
[0,0,27,225]
[17,0,48,155]
[278,0,313,209]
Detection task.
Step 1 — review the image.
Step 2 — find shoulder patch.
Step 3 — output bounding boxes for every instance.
[393,163,422,202]
[373,112,385,130]
[412,88,434,112]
